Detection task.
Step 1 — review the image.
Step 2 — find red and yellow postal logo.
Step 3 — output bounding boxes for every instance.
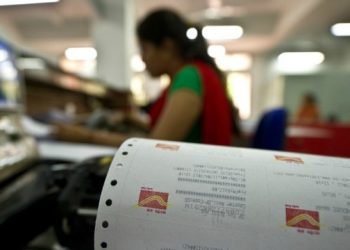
[286,207,320,230]
[275,155,304,164]
[138,189,169,210]
[155,143,180,151]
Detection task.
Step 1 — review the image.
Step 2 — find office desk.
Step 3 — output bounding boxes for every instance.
[286,123,350,158]
[38,140,117,162]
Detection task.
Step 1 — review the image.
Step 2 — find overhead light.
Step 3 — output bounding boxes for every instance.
[130,54,145,72]
[278,52,324,65]
[215,53,252,71]
[0,0,59,6]
[202,25,243,40]
[277,52,325,74]
[331,23,350,36]
[64,47,97,61]
[207,45,226,58]
[0,49,9,62]
[186,27,198,40]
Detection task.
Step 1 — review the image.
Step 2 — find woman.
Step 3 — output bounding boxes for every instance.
[295,92,320,124]
[55,9,233,146]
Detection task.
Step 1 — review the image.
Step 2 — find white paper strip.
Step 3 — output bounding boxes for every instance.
[95,138,350,250]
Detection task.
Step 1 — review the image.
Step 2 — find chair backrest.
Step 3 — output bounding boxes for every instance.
[251,107,288,150]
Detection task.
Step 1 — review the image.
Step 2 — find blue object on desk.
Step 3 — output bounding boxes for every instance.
[251,107,287,150]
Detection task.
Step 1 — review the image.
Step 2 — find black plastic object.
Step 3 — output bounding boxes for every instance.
[54,155,113,250]
[0,159,70,250]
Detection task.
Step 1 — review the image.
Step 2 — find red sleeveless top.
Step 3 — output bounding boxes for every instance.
[149,60,233,146]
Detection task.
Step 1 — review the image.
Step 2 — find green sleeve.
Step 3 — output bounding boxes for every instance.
[169,65,203,97]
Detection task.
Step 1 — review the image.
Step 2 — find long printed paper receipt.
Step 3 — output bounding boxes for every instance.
[95,138,350,250]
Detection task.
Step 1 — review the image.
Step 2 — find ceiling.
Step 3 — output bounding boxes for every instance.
[0,0,349,60]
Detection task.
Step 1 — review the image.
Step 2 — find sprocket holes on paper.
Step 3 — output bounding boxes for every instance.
[101,242,107,248]
[110,180,117,186]
[122,152,128,156]
[102,221,109,228]
[105,199,112,206]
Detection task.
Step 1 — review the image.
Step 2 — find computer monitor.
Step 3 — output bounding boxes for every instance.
[0,39,23,112]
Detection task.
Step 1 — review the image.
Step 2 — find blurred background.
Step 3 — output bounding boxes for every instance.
[1,1,350,249]
[1,0,350,154]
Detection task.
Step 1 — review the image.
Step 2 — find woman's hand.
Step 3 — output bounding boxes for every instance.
[52,123,93,143]
[52,123,129,147]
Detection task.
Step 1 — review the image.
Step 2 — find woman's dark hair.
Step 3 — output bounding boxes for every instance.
[304,92,317,104]
[136,8,221,74]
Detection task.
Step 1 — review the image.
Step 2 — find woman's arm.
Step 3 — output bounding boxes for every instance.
[149,88,202,141]
[53,87,202,146]
[53,123,128,147]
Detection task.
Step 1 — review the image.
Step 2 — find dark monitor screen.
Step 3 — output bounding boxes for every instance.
[0,40,22,111]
